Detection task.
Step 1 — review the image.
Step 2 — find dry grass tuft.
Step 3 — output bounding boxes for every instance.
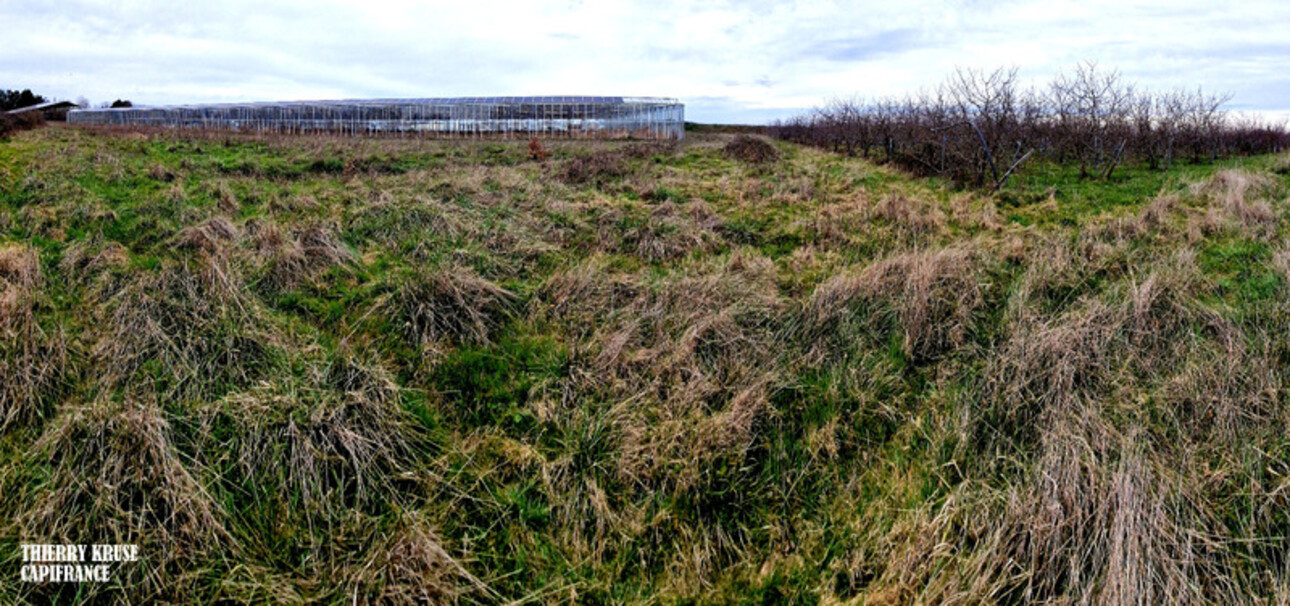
[806,245,984,360]
[0,244,66,428]
[987,250,1217,431]
[869,265,1251,602]
[350,512,492,604]
[348,194,465,249]
[870,192,947,237]
[249,220,355,292]
[622,140,679,159]
[559,149,632,185]
[908,251,1253,603]
[190,352,418,518]
[1275,248,1290,285]
[592,265,785,493]
[147,163,177,182]
[723,135,780,164]
[606,201,724,261]
[0,242,41,298]
[1268,152,1290,177]
[395,264,516,353]
[173,216,239,254]
[697,378,774,454]
[164,181,188,205]
[537,255,643,338]
[209,180,240,213]
[14,399,228,601]
[299,223,355,266]
[61,238,130,282]
[94,256,277,397]
[1137,193,1179,231]
[1194,169,1279,236]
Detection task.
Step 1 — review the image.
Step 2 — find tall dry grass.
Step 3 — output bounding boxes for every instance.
[0,244,66,428]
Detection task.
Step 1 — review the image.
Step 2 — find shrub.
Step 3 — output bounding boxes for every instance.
[0,111,44,139]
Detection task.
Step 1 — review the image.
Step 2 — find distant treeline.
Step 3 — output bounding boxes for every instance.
[1,89,48,112]
[770,63,1290,188]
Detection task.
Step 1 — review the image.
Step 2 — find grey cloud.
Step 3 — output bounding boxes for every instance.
[2,0,1287,122]
[806,28,927,63]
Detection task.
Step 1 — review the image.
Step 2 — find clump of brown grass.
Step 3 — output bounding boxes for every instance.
[347,194,466,249]
[589,263,785,494]
[1193,169,1279,236]
[209,179,240,213]
[910,251,1251,603]
[805,245,984,361]
[723,135,780,164]
[0,243,66,428]
[621,140,679,159]
[94,255,278,398]
[59,237,132,306]
[147,163,177,182]
[988,250,1218,431]
[1136,193,1179,232]
[559,150,631,185]
[248,220,355,292]
[806,197,871,250]
[163,181,188,205]
[867,269,1250,602]
[349,512,492,604]
[61,237,130,278]
[394,264,516,354]
[536,254,644,339]
[1275,248,1290,285]
[949,192,1004,231]
[173,216,239,254]
[14,399,228,602]
[605,201,723,261]
[17,203,63,241]
[869,192,947,238]
[1272,152,1290,175]
[189,350,418,519]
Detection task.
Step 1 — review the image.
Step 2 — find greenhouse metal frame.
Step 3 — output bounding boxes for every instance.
[67,96,685,140]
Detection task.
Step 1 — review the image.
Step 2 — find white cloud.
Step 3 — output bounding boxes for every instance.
[1,0,1287,123]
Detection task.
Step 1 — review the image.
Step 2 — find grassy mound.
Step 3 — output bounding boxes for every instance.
[723,134,780,164]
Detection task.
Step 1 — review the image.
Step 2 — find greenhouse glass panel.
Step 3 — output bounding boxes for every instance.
[68,96,685,140]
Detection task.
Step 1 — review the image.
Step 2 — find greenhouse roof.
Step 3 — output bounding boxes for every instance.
[73,96,682,112]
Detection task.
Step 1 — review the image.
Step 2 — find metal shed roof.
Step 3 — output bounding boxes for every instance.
[6,100,78,115]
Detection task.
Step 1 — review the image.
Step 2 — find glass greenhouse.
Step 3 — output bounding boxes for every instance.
[67,96,685,140]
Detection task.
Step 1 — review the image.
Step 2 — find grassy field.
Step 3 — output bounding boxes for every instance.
[2,125,1290,604]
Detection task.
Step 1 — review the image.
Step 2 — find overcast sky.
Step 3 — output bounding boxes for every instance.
[3,0,1288,124]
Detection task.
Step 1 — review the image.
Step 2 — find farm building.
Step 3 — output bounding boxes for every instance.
[67,96,685,140]
[7,100,79,121]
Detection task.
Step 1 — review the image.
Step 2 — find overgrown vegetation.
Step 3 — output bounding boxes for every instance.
[2,123,1290,604]
[773,63,1290,189]
[0,111,44,140]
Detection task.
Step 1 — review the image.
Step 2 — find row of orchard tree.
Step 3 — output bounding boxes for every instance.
[770,63,1290,188]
